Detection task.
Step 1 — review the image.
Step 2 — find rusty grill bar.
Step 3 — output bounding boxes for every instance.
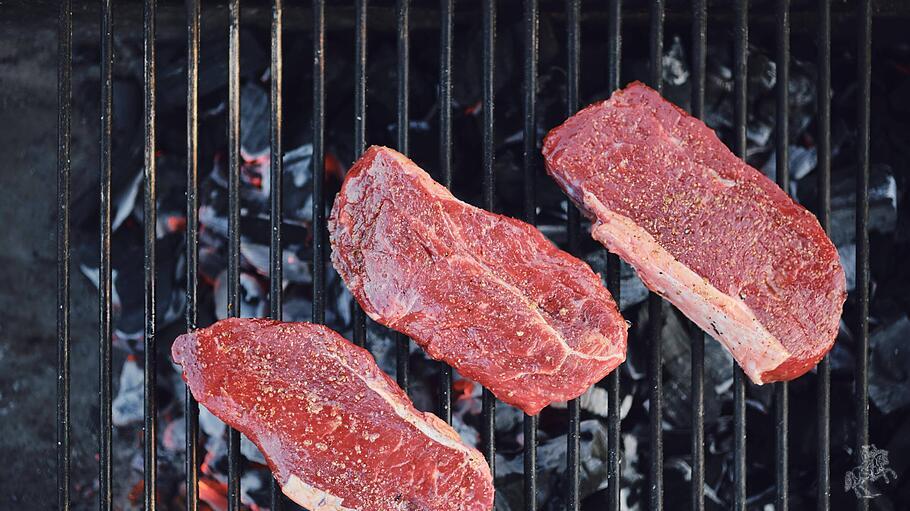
[51,1,879,509]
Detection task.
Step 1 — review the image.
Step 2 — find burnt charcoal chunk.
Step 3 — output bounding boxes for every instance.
[870,316,910,414]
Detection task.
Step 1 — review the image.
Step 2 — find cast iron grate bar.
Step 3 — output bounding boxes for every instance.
[855,1,871,510]
[352,0,368,349]
[564,1,581,509]
[227,1,243,508]
[184,1,201,509]
[774,1,790,509]
[605,1,622,509]
[648,1,665,509]
[480,0,498,470]
[269,0,284,508]
[816,0,832,508]
[99,1,115,508]
[395,0,410,392]
[523,0,539,509]
[143,1,159,508]
[690,1,707,509]
[56,0,73,508]
[732,0,749,509]
[438,0,454,425]
[312,0,326,327]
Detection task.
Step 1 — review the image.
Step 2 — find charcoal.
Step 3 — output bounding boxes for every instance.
[658,36,692,110]
[493,420,608,511]
[213,270,267,320]
[157,29,266,110]
[799,163,897,246]
[869,316,910,414]
[762,144,817,181]
[637,302,732,429]
[584,250,649,310]
[112,357,144,427]
[199,406,226,440]
[829,164,898,246]
[240,82,270,160]
[748,51,777,97]
[839,244,857,291]
[550,386,610,418]
[240,242,312,284]
[829,321,856,375]
[162,417,186,453]
[112,171,143,231]
[240,434,267,465]
[494,399,524,435]
[453,414,481,449]
[78,230,185,350]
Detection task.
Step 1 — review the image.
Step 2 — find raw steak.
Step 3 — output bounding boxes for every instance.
[329,146,627,415]
[542,81,846,384]
[172,318,494,511]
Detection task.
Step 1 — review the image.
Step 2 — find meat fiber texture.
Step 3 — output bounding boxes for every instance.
[329,146,627,415]
[543,82,846,384]
[172,318,494,511]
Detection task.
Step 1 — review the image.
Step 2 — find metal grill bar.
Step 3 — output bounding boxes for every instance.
[352,0,368,350]
[395,0,410,392]
[438,0,454,425]
[605,2,622,509]
[774,1,790,510]
[142,1,159,508]
[732,1,749,509]
[312,0,326,327]
[648,1,664,509]
[815,1,832,509]
[564,1,581,509]
[523,1,539,509]
[56,1,72,508]
[480,0,498,470]
[184,1,201,510]
[855,1,871,510]
[269,1,284,508]
[690,1,707,509]
[99,1,114,508]
[226,1,243,508]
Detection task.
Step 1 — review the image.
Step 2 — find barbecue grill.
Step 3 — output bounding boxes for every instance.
[10,0,901,509]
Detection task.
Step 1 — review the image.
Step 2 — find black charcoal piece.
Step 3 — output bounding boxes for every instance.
[870,316,910,414]
[494,420,608,511]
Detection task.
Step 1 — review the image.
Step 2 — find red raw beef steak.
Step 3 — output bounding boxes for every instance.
[543,81,846,384]
[172,318,494,511]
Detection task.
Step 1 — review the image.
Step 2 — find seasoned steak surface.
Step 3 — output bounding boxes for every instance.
[172,318,494,511]
[329,146,627,414]
[543,82,846,383]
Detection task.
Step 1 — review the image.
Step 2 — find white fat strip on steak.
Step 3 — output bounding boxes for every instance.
[582,191,789,384]
[279,347,487,510]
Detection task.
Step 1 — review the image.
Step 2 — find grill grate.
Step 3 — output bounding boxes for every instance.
[51,1,876,510]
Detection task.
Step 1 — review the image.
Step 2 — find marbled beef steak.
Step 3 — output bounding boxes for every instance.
[328,146,627,415]
[542,81,846,384]
[172,318,494,511]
